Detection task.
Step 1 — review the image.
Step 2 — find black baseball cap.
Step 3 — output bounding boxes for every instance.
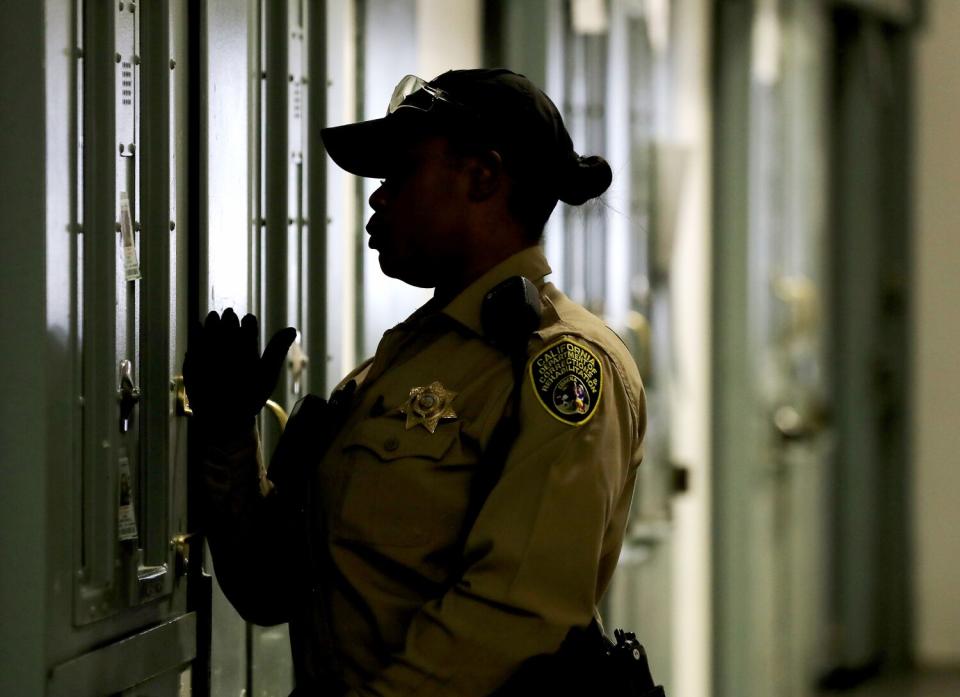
[320,69,579,184]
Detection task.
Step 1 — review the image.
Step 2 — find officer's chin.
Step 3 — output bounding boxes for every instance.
[376,254,435,289]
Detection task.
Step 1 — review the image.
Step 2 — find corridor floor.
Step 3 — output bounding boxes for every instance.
[838,670,960,697]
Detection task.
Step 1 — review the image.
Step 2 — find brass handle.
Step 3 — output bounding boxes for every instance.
[258,400,289,497]
[772,274,819,340]
[172,532,196,579]
[772,404,825,442]
[264,399,288,432]
[172,375,193,416]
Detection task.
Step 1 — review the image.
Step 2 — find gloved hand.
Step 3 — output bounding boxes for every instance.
[183,308,297,441]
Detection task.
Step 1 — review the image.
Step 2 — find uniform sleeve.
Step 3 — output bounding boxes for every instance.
[351,342,644,697]
[202,428,299,626]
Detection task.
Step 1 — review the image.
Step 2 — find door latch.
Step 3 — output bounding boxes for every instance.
[288,336,308,397]
[173,532,198,579]
[172,375,192,416]
[118,359,141,433]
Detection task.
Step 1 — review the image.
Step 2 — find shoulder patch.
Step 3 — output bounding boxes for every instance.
[528,338,603,426]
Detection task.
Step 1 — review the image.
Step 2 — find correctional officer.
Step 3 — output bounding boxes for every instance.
[185,69,647,697]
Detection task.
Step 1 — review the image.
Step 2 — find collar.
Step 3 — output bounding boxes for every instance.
[438,245,552,337]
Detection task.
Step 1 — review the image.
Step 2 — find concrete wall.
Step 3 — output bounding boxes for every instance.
[669,1,713,696]
[912,0,960,667]
[416,0,482,78]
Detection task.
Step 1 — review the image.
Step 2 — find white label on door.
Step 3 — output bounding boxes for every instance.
[118,452,139,542]
[120,191,141,281]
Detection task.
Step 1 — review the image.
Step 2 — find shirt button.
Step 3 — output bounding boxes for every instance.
[384,437,400,452]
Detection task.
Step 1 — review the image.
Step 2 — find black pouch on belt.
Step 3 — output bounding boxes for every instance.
[267,382,357,697]
[268,380,357,498]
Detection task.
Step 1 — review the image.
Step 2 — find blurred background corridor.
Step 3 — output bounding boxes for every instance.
[2,1,958,696]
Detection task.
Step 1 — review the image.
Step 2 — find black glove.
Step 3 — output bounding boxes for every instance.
[183,308,297,441]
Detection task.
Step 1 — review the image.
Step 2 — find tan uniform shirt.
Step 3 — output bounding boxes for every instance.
[205,246,646,697]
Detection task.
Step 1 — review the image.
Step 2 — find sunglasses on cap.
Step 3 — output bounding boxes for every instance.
[387,74,470,116]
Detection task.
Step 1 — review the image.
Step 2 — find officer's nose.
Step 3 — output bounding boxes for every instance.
[369,181,388,211]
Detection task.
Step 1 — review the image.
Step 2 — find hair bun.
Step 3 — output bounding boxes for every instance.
[557,155,613,205]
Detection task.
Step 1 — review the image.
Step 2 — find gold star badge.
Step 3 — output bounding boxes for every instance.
[398,381,458,433]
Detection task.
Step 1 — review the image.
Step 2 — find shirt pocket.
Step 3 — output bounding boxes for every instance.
[334,417,474,548]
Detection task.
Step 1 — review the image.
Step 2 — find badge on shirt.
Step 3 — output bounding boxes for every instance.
[529,339,602,426]
[397,381,458,433]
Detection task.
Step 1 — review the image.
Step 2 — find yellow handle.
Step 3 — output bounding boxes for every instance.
[258,400,289,497]
[264,399,289,432]
[173,375,193,416]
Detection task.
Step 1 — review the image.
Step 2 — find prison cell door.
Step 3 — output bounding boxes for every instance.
[202,1,338,695]
[713,2,834,696]
[46,2,199,696]
[827,1,916,676]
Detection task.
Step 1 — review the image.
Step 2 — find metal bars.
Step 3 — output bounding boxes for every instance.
[76,0,184,625]
[80,0,120,608]
[305,0,328,397]
[139,0,172,569]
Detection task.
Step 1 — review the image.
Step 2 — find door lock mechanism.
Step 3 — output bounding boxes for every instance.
[117,359,141,433]
[288,336,308,396]
[173,532,197,579]
[172,374,192,416]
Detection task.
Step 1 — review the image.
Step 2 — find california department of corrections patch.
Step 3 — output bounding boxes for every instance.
[529,338,603,426]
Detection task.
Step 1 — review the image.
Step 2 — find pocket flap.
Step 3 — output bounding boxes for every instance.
[342,417,458,462]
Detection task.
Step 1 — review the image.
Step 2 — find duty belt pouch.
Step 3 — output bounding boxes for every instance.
[269,381,357,496]
[268,394,327,496]
[491,620,666,697]
[267,385,356,697]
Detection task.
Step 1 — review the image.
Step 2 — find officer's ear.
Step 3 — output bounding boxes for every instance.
[464,149,504,202]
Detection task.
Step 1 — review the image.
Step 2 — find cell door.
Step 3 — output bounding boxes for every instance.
[713,1,834,696]
[47,2,198,696]
[826,1,916,677]
[202,1,336,695]
[746,2,833,694]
